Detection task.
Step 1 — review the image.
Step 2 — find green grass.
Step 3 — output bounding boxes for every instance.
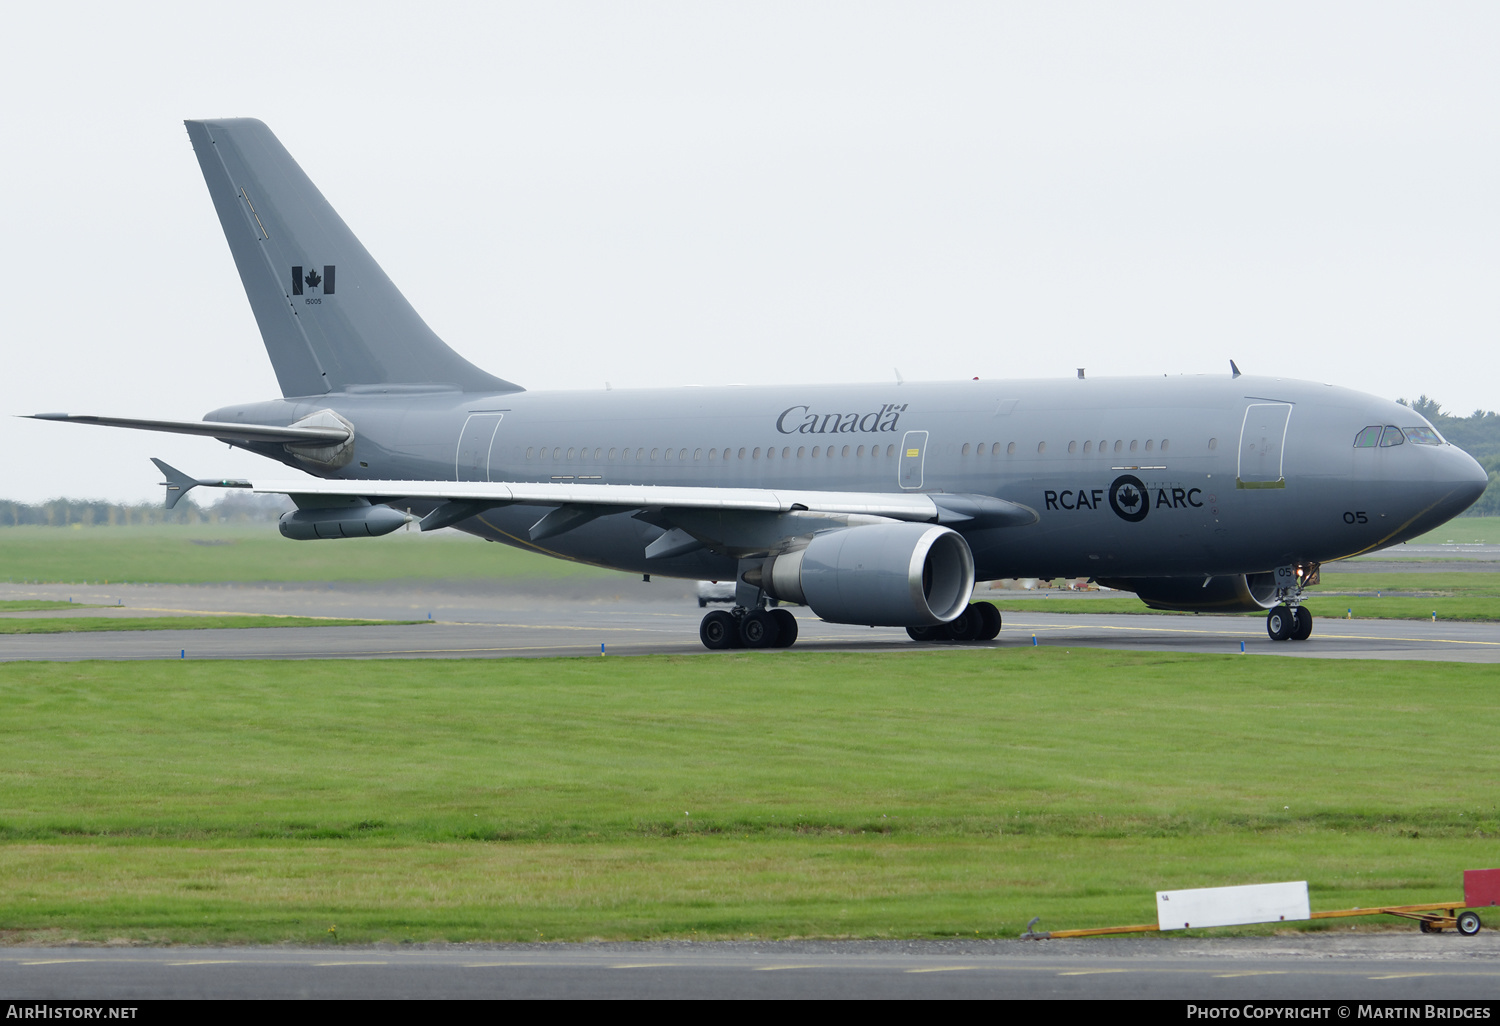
[985,572,1500,621]
[0,651,1496,944]
[0,616,426,634]
[1409,517,1500,545]
[0,600,103,612]
[0,524,621,585]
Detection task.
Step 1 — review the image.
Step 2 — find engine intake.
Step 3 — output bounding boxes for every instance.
[1097,573,1279,613]
[757,523,975,626]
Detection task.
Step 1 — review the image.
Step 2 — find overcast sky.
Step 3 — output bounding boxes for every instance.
[2,2,1496,502]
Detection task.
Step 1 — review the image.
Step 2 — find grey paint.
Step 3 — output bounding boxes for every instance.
[41,120,1493,602]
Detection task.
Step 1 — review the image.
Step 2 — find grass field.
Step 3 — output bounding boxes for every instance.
[0,524,618,585]
[0,616,425,635]
[0,651,1495,944]
[987,572,1500,622]
[1410,517,1500,544]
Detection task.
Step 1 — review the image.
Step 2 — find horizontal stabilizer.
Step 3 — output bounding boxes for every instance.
[31,413,349,445]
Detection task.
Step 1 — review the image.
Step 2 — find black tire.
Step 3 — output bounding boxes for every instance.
[976,602,1002,641]
[1458,910,1482,936]
[947,605,983,642]
[1266,605,1293,641]
[906,625,937,642]
[1419,919,1440,934]
[770,608,798,648]
[1291,606,1313,641]
[700,610,739,650]
[740,609,780,649]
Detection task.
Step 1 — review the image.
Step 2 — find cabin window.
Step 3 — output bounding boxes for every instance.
[753,447,761,459]
[961,443,971,456]
[680,449,688,460]
[1037,441,1046,454]
[811,446,821,458]
[1113,440,1123,454]
[650,448,659,460]
[1129,440,1138,452]
[1006,442,1016,455]
[1404,426,1442,445]
[1082,441,1092,454]
[553,447,562,460]
[798,446,806,458]
[526,447,534,460]
[1208,438,1217,451]
[783,447,792,459]
[594,448,602,461]
[666,448,676,461]
[1160,439,1170,452]
[1067,441,1077,454]
[636,448,645,460]
[693,448,702,460]
[841,445,850,457]
[1379,425,1405,447]
[1145,440,1154,452]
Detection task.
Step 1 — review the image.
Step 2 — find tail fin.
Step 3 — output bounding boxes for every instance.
[185,119,521,398]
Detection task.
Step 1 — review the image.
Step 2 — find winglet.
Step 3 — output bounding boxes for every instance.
[152,458,200,509]
[1230,359,1242,379]
[150,458,253,509]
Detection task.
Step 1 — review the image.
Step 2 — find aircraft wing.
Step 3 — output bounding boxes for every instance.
[155,461,1037,555]
[29,413,349,445]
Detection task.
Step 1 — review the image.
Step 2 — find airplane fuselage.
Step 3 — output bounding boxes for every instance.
[208,372,1484,584]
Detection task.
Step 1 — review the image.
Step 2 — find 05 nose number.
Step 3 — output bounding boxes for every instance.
[1343,511,1369,524]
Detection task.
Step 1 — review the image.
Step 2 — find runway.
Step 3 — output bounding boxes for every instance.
[1,578,1498,662]
[5,935,1500,1000]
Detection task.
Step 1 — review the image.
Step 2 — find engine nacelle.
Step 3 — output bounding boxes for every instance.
[1096,573,1279,613]
[757,523,975,626]
[279,503,410,540]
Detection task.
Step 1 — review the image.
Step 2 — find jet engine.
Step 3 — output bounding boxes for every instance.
[753,523,975,626]
[1096,573,1279,613]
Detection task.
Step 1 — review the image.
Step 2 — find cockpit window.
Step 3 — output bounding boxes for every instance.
[1353,426,1382,448]
[1403,425,1443,445]
[1379,425,1405,447]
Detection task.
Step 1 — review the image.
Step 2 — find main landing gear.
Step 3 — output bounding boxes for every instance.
[699,606,799,650]
[1266,562,1319,642]
[905,602,1002,643]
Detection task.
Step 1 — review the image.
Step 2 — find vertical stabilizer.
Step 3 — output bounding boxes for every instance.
[185,119,520,397]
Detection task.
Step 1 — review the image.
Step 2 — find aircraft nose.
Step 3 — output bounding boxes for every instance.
[1428,446,1491,524]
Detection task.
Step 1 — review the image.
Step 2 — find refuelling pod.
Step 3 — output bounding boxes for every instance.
[1096,573,1279,613]
[755,523,975,626]
[279,502,410,540]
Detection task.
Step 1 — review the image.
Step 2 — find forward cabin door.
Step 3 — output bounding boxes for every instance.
[455,413,504,482]
[1237,403,1292,490]
[899,430,928,489]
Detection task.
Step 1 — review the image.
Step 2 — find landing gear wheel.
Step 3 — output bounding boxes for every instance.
[739,609,781,649]
[1420,919,1441,934]
[1291,606,1313,641]
[700,610,740,650]
[947,605,984,642]
[1266,605,1294,641]
[975,602,1002,641]
[906,625,938,642]
[1458,911,1482,936]
[770,608,798,648]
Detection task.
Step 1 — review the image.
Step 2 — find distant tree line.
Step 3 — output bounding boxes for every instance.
[0,491,292,527]
[1398,396,1500,516]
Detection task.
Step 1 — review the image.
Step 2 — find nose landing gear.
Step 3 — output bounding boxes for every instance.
[1266,563,1318,642]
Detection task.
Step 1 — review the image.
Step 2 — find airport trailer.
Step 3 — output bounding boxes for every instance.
[1022,870,1500,940]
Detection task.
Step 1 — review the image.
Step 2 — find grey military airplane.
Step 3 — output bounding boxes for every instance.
[33,119,1490,650]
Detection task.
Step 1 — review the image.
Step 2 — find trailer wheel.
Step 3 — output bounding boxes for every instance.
[1419,920,1441,933]
[1458,911,1482,936]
